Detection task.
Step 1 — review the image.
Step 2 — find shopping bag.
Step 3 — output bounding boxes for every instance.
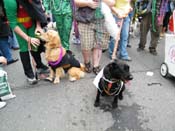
[0,68,16,100]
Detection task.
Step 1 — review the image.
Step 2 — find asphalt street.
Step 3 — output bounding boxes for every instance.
[0,33,175,131]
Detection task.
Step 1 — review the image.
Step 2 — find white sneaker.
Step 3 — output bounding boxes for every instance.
[0,101,6,109]
[27,77,38,85]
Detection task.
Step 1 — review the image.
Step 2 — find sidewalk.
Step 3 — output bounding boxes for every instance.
[1,34,175,131]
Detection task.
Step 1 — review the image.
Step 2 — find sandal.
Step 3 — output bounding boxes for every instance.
[93,66,101,75]
[84,62,92,73]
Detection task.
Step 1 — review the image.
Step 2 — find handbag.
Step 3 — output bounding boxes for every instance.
[75,7,96,23]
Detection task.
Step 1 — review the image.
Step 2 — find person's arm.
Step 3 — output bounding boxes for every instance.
[74,0,99,9]
[3,0,40,48]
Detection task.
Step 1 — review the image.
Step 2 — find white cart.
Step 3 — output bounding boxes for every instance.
[160,34,175,77]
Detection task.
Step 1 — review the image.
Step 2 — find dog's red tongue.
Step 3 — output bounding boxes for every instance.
[125,80,131,87]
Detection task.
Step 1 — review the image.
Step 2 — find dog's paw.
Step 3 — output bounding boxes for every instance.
[69,77,77,82]
[80,71,85,78]
[118,95,123,100]
[94,101,100,107]
[112,103,118,109]
[53,77,60,84]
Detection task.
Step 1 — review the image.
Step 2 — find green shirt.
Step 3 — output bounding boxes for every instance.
[3,0,18,30]
[43,0,72,15]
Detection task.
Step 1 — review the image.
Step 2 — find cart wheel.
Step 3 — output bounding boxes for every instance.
[160,63,169,77]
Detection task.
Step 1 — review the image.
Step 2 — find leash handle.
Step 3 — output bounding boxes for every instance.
[111,19,123,60]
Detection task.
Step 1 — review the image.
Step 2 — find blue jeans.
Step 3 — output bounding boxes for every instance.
[8,31,19,49]
[108,16,130,59]
[0,37,13,62]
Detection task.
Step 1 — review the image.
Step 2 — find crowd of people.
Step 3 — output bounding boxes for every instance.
[0,0,175,109]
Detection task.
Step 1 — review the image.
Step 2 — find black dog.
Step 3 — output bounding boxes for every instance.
[94,60,133,109]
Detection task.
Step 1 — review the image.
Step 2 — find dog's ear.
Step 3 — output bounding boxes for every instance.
[124,64,129,72]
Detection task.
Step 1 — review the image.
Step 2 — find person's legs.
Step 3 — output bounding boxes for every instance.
[92,19,109,74]
[19,51,37,84]
[138,13,151,50]
[92,47,102,75]
[108,36,115,59]
[0,37,18,64]
[82,50,92,73]
[78,22,94,73]
[127,10,134,47]
[118,16,131,61]
[55,13,72,50]
[92,47,102,68]
[149,18,160,55]
[15,25,37,84]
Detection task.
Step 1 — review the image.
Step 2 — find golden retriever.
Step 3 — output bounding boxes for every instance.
[39,30,85,84]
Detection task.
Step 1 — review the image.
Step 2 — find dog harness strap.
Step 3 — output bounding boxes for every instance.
[48,47,63,66]
[102,78,124,96]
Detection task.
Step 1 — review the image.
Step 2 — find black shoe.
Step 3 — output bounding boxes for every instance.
[11,47,19,50]
[37,65,49,74]
[127,44,131,48]
[7,58,19,65]
[92,66,101,75]
[149,48,158,56]
[149,50,158,56]
[137,47,144,52]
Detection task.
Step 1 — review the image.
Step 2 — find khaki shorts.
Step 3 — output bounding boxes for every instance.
[78,19,110,50]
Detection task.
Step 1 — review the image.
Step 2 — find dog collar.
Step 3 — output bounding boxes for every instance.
[102,76,124,96]
[48,47,63,66]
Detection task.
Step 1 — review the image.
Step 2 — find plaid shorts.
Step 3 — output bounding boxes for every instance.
[78,19,110,50]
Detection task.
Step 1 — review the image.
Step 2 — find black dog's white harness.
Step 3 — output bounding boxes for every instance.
[101,76,124,96]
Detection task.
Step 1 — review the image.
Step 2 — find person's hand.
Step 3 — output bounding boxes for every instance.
[0,56,7,65]
[28,37,40,48]
[88,0,99,9]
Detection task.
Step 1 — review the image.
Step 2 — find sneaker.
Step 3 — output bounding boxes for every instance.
[119,56,132,61]
[127,44,132,48]
[137,47,144,52]
[7,58,19,65]
[149,50,158,56]
[27,77,38,85]
[0,101,6,109]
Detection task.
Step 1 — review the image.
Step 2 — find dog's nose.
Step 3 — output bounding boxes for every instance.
[128,74,133,80]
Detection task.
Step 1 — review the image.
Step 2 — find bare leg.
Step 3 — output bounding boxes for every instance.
[92,48,102,67]
[82,50,91,64]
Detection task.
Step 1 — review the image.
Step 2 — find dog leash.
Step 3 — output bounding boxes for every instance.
[111,19,123,60]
